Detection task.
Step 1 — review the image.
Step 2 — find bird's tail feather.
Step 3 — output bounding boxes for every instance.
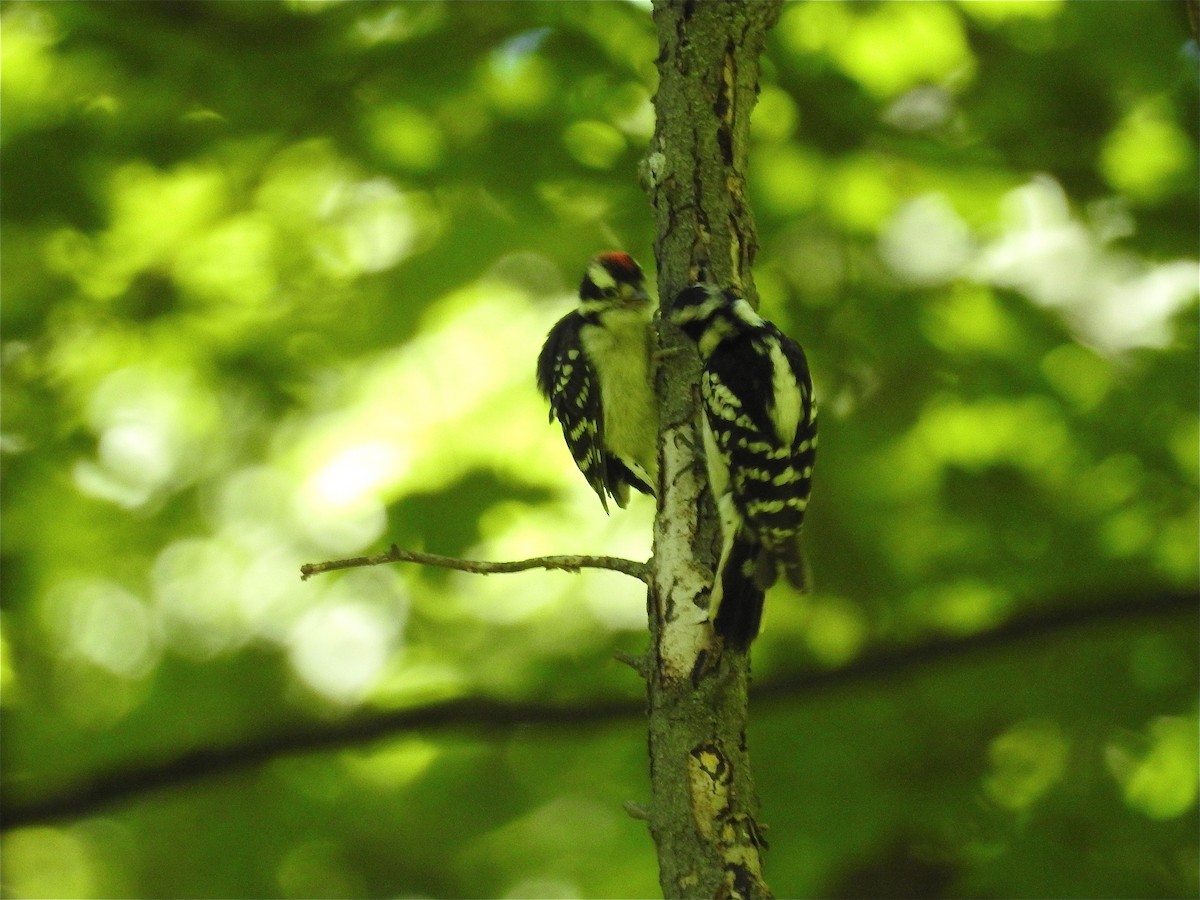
[606,456,653,507]
[761,533,811,594]
[712,530,766,651]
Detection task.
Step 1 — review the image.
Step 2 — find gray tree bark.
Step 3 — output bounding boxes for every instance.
[641,2,781,898]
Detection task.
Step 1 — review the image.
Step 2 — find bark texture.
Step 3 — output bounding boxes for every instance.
[643,2,781,898]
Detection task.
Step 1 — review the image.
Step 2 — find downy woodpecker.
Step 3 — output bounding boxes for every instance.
[537,252,658,511]
[670,284,817,648]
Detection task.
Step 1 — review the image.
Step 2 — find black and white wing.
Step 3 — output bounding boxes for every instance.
[537,312,619,512]
[706,325,815,577]
[774,323,818,530]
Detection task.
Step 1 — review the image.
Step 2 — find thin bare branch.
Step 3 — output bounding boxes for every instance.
[300,544,651,583]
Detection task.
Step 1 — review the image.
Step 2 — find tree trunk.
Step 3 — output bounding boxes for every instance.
[642,2,781,898]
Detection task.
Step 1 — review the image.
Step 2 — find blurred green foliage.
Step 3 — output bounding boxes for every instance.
[1,1,1197,897]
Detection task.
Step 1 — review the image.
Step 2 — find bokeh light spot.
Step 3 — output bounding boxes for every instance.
[825,155,901,234]
[972,176,1199,353]
[782,1,974,99]
[1100,101,1193,203]
[563,120,627,170]
[802,597,868,666]
[41,579,160,679]
[151,538,247,657]
[1,827,97,899]
[1106,715,1200,820]
[1040,343,1113,411]
[367,104,446,172]
[484,39,554,118]
[984,719,1069,811]
[750,85,799,143]
[919,285,1019,357]
[289,598,399,705]
[880,193,972,282]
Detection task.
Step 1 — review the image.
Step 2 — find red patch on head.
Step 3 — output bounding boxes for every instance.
[597,251,638,275]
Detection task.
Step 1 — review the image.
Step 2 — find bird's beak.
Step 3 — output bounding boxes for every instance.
[621,285,652,308]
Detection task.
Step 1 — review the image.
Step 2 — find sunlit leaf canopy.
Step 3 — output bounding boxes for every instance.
[1,1,1196,897]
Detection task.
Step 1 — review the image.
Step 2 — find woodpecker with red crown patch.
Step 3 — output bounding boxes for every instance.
[537,252,658,511]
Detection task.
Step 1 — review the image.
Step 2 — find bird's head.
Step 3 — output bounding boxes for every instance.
[669,283,762,357]
[579,252,650,316]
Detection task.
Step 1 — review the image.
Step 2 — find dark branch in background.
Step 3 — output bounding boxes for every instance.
[3,589,1193,832]
[300,544,650,583]
[0,696,641,833]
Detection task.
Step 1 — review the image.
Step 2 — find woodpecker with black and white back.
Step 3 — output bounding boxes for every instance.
[670,284,817,649]
[537,252,659,512]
